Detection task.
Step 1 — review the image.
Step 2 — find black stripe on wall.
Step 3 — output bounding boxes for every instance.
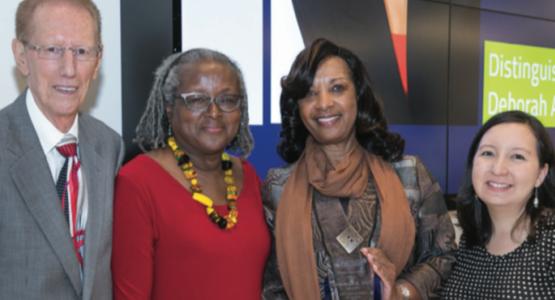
[120,0,178,162]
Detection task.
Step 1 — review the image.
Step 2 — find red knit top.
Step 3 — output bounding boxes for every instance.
[112,155,270,300]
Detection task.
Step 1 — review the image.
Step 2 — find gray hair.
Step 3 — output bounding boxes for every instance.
[135,48,254,157]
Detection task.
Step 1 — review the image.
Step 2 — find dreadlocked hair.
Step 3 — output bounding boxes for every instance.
[134,48,254,157]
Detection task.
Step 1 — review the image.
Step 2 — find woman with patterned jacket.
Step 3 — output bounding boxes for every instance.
[262,38,456,300]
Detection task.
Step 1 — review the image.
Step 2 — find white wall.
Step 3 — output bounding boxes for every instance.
[181,0,263,125]
[0,1,23,109]
[0,0,122,134]
[271,0,303,124]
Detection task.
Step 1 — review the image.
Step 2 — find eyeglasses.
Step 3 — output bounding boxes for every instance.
[22,41,102,61]
[178,92,242,113]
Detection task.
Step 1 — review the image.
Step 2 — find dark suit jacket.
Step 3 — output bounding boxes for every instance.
[0,93,124,299]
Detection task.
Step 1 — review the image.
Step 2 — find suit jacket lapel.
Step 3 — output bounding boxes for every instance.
[8,95,83,295]
[78,121,106,300]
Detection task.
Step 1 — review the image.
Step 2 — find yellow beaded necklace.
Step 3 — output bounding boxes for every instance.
[167,137,238,230]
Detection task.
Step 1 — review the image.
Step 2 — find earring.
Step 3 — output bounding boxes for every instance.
[533,188,539,208]
[167,125,173,137]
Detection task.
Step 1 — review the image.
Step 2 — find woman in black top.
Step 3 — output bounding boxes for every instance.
[442,111,555,299]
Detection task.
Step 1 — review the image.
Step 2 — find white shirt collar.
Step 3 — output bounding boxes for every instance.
[26,89,79,155]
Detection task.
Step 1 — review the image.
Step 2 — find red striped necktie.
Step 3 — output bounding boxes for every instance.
[56,141,84,266]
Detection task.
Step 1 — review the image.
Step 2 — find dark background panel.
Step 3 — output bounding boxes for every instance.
[407,0,449,124]
[120,0,179,162]
[452,0,555,21]
[481,10,555,49]
[445,4,481,194]
[448,5,481,125]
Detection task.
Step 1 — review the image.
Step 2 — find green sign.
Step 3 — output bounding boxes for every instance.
[483,40,555,127]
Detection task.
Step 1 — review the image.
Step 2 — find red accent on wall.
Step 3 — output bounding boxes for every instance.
[391,33,408,94]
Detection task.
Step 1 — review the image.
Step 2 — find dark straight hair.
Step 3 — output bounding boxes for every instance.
[456,110,555,247]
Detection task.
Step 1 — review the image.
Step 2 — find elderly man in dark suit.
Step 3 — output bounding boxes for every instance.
[0,0,123,299]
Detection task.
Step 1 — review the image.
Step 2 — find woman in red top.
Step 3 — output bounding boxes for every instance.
[112,49,270,299]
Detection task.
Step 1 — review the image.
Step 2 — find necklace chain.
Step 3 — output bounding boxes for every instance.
[167,137,238,230]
